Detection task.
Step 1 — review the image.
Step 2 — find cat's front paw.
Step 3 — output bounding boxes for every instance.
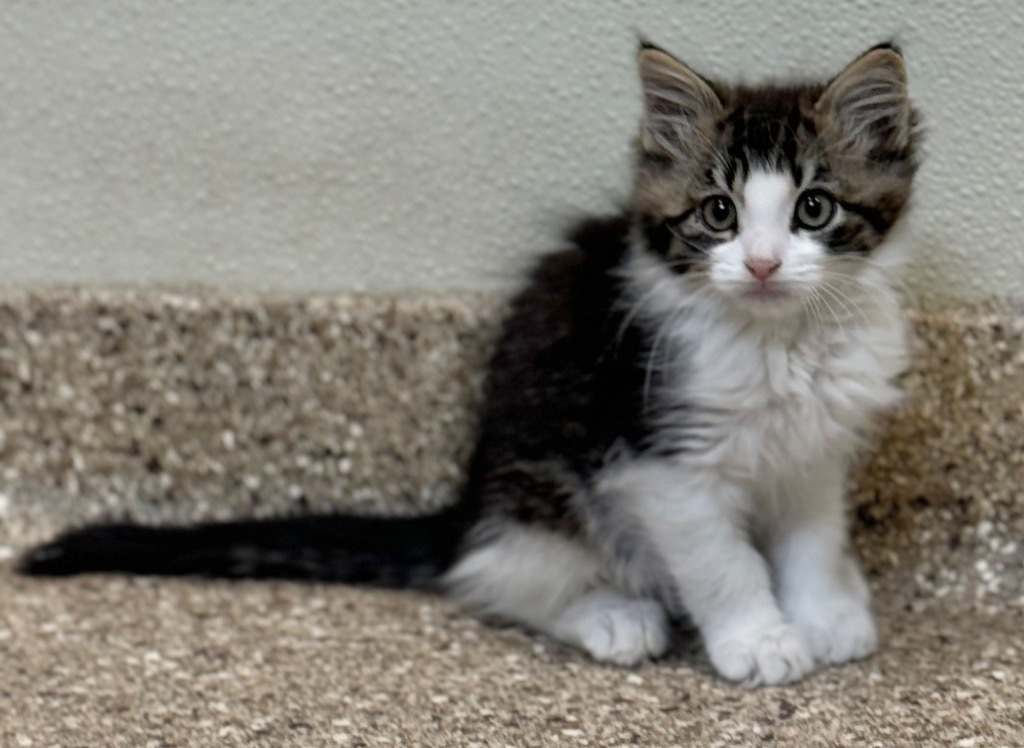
[706,622,815,686]
[786,595,877,665]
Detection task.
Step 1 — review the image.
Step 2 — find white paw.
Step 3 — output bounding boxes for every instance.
[706,622,815,686]
[572,598,670,666]
[786,595,877,665]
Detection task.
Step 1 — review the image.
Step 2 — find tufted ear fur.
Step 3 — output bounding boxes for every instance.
[816,44,913,154]
[637,45,723,158]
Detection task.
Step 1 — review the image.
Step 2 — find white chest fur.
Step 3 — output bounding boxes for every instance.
[651,296,908,484]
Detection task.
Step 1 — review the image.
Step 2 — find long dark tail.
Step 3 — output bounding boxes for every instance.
[18,503,474,589]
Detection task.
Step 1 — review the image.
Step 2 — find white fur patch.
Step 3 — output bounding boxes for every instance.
[442,524,602,629]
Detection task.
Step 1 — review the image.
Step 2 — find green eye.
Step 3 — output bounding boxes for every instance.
[700,195,737,232]
[795,190,836,230]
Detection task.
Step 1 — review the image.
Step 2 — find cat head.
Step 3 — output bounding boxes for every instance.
[630,43,919,319]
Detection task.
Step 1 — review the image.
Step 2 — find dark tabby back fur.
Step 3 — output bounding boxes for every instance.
[470,216,646,535]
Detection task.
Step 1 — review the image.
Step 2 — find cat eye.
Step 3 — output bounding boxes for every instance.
[794,190,836,230]
[700,196,737,232]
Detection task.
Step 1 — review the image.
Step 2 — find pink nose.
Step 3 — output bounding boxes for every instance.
[745,258,781,281]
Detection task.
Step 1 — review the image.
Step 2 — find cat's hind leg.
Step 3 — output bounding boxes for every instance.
[441,523,670,666]
[549,589,669,666]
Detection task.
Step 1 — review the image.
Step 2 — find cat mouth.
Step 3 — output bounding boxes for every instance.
[742,282,790,301]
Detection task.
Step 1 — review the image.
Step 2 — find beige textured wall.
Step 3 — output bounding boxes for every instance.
[0,1,1021,308]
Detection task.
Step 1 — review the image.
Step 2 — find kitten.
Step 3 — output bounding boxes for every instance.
[20,42,919,686]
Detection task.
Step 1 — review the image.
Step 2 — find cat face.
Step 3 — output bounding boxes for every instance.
[631,44,919,318]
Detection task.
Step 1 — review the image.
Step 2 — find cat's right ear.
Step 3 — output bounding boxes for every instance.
[637,44,722,158]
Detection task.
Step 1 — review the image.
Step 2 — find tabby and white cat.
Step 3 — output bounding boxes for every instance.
[22,42,919,686]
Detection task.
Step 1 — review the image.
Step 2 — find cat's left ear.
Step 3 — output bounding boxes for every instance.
[816,43,913,153]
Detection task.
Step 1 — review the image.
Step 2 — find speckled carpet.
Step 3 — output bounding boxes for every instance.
[1,290,1021,747]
